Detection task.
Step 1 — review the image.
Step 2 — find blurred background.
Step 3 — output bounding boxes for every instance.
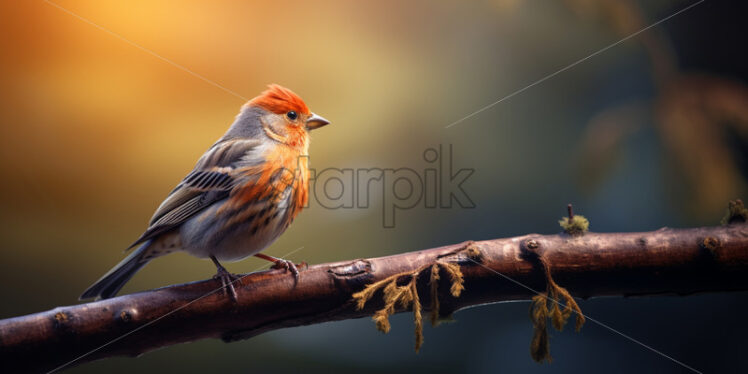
[1,0,747,372]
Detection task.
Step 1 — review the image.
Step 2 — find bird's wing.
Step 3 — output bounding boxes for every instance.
[128,138,262,248]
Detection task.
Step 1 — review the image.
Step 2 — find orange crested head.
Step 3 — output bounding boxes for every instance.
[249,84,310,116]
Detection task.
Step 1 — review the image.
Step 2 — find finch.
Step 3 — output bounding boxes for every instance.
[80,84,330,300]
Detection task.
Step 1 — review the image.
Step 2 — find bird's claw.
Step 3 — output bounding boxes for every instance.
[213,268,239,302]
[271,260,307,280]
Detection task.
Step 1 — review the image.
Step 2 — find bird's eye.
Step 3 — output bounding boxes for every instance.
[286,111,298,120]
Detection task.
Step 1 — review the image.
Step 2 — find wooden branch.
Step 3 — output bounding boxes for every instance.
[2,224,748,373]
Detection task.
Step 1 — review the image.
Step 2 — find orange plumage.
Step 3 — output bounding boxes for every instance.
[250,84,310,115]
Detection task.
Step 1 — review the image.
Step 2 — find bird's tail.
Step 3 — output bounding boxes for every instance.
[80,241,151,300]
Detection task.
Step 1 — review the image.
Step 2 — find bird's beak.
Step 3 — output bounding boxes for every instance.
[306,113,330,130]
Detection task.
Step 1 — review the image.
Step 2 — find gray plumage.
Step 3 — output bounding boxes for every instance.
[80,242,151,299]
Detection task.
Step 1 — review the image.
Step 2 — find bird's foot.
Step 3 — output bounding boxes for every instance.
[254,253,306,282]
[270,259,308,280]
[213,268,239,301]
[211,255,239,302]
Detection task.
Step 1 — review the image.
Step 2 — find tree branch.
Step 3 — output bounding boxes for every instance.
[2,224,747,372]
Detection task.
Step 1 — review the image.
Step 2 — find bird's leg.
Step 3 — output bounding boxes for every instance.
[210,255,238,301]
[254,253,307,280]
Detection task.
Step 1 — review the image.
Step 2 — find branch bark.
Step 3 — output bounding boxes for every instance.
[2,224,747,373]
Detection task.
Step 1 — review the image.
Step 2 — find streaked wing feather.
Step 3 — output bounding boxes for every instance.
[184,170,234,191]
[130,190,229,247]
[129,138,261,248]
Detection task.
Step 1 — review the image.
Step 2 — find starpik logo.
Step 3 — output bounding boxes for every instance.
[272,145,475,228]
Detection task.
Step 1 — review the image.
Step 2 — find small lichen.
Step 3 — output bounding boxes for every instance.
[441,262,465,297]
[549,282,584,332]
[352,246,474,352]
[721,199,748,225]
[365,279,410,334]
[529,294,550,363]
[353,277,393,310]
[410,279,424,352]
[559,215,589,236]
[525,249,585,363]
[429,264,441,326]
[529,281,584,364]
[372,309,391,333]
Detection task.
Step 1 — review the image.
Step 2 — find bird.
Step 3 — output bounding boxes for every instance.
[80,84,330,301]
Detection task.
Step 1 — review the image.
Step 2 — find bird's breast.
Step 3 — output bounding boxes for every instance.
[227,144,309,218]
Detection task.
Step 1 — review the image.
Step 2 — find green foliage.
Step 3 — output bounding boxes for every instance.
[559,215,589,236]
